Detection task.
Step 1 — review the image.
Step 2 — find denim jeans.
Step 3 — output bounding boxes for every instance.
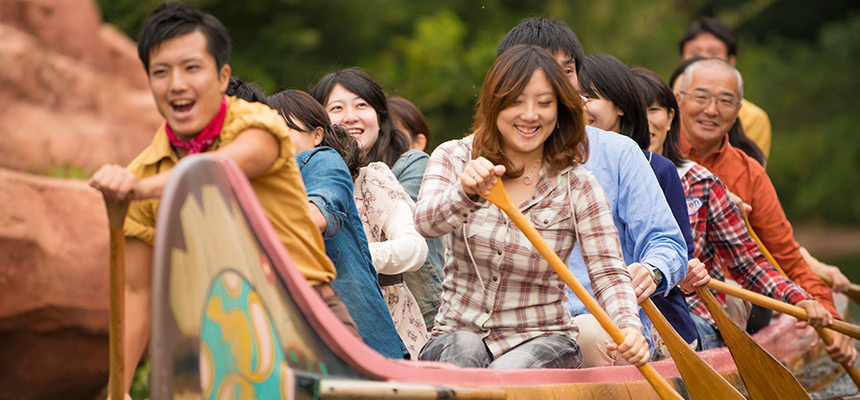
[691,313,724,351]
[418,331,582,369]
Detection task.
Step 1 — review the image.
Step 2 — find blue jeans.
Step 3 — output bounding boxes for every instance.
[691,313,724,351]
[418,331,582,369]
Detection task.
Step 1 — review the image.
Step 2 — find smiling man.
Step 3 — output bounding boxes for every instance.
[676,58,857,365]
[88,2,357,395]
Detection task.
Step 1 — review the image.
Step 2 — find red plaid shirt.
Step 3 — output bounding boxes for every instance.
[679,163,812,328]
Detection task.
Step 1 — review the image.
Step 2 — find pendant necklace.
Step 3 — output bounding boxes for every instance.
[522,157,542,185]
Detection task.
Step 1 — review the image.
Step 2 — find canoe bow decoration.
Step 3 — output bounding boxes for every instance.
[147,155,855,400]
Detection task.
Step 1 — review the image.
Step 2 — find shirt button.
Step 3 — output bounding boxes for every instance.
[485,307,491,313]
[497,250,502,255]
[492,276,499,282]
[463,213,469,217]
[544,219,549,224]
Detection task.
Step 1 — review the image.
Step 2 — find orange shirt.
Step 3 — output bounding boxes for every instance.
[678,133,839,318]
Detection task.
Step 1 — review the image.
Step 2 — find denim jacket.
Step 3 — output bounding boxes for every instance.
[391,149,444,327]
[296,147,407,358]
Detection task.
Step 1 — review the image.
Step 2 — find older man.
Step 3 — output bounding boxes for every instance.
[676,58,857,364]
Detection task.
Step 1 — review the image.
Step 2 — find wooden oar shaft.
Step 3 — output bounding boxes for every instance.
[482,183,682,400]
[816,328,860,388]
[816,273,860,299]
[105,198,129,400]
[706,279,860,339]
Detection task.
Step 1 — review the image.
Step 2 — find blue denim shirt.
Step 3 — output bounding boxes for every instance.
[567,127,689,347]
[296,147,407,359]
[391,149,444,327]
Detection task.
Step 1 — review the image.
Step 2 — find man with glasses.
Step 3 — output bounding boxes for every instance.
[676,58,857,365]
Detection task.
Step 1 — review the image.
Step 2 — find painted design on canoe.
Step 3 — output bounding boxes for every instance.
[199,269,296,399]
[149,154,851,399]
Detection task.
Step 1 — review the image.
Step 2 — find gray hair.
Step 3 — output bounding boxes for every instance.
[678,58,744,99]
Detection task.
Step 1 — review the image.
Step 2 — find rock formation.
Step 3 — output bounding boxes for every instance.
[0,0,161,398]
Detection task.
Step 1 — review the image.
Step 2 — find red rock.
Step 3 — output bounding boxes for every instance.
[0,169,110,400]
[0,0,161,175]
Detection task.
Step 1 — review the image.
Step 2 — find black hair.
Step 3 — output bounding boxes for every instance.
[137,2,231,74]
[497,17,585,75]
[267,89,361,179]
[310,68,409,168]
[631,67,685,167]
[729,119,766,167]
[678,17,738,58]
[227,76,267,104]
[388,96,432,146]
[578,54,650,150]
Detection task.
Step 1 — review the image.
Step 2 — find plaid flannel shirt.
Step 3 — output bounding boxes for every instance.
[414,137,642,357]
[679,163,812,328]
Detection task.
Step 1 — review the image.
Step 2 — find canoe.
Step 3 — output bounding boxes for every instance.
[149,154,850,399]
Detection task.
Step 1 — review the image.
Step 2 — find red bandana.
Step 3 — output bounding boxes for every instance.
[165,96,227,155]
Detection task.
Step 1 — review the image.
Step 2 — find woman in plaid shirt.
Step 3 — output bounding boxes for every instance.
[413,45,648,369]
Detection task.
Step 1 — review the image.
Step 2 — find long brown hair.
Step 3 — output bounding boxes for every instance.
[472,44,587,178]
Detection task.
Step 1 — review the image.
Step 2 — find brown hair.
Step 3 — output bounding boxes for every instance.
[388,96,432,146]
[472,44,587,177]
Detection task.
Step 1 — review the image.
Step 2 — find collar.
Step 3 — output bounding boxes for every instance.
[678,129,729,164]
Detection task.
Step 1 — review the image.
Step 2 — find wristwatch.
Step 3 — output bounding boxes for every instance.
[649,266,664,288]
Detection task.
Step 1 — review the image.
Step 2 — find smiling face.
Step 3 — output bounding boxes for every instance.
[582,92,623,133]
[678,65,741,155]
[147,30,230,141]
[496,68,557,161]
[646,103,674,154]
[324,84,380,151]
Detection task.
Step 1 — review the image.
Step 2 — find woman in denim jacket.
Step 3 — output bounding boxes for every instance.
[267,89,408,359]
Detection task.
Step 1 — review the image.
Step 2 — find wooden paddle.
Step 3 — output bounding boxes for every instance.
[104,197,129,400]
[480,180,683,400]
[817,273,860,306]
[706,280,860,340]
[639,299,745,399]
[695,285,811,399]
[742,216,860,389]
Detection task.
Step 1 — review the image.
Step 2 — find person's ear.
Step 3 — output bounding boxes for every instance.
[667,108,676,126]
[312,126,324,147]
[218,64,232,94]
[413,133,427,151]
[727,55,737,67]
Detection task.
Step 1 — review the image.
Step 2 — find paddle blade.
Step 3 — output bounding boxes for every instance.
[640,300,744,400]
[695,287,811,400]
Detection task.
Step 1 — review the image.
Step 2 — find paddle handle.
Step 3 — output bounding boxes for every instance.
[105,197,129,400]
[481,188,681,399]
[706,279,860,339]
[816,273,860,300]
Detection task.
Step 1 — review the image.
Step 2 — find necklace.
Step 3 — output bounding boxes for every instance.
[522,157,542,185]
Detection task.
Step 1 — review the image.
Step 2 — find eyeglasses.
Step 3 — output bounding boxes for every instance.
[680,90,740,111]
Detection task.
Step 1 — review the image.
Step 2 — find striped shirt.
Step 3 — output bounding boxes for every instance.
[679,163,812,328]
[414,136,642,357]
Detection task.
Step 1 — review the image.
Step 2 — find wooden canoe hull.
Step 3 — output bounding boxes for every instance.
[149,155,847,399]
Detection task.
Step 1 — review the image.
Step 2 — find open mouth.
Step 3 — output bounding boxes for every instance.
[515,125,541,137]
[171,99,195,114]
[347,127,364,137]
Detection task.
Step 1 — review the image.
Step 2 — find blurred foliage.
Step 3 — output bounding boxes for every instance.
[97,0,860,225]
